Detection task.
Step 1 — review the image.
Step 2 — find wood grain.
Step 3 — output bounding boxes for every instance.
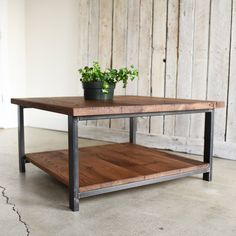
[125,0,140,130]
[11,96,224,117]
[126,0,140,96]
[86,0,99,127]
[164,0,179,137]
[150,0,167,135]
[137,0,153,134]
[77,0,90,126]
[111,0,127,130]
[78,0,89,93]
[207,0,232,141]
[97,0,113,128]
[175,0,195,137]
[190,0,210,139]
[26,143,209,192]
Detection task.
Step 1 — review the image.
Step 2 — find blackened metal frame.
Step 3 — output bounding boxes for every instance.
[17,106,214,212]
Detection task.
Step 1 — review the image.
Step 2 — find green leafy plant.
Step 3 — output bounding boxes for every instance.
[78,61,138,94]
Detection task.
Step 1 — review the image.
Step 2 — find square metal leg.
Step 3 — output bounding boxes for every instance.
[18,106,26,172]
[68,116,79,211]
[130,117,137,144]
[203,111,214,181]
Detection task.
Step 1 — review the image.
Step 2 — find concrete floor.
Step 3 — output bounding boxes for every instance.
[0,128,236,236]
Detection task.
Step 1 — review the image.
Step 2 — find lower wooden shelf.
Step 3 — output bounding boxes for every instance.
[26,143,209,193]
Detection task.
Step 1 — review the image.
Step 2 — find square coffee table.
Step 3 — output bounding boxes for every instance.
[11,96,224,212]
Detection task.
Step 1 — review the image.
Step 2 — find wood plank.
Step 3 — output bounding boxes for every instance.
[164,0,179,136]
[125,0,140,96]
[226,0,236,142]
[97,0,113,128]
[86,0,100,127]
[150,0,167,135]
[175,0,195,137]
[78,0,89,92]
[207,0,232,141]
[111,0,128,130]
[190,0,211,139]
[26,143,209,192]
[125,0,140,130]
[138,0,153,134]
[78,0,90,126]
[11,96,224,116]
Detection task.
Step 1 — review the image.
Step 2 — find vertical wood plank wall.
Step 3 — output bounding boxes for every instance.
[78,0,236,160]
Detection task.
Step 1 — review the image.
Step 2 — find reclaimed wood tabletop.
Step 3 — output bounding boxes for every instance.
[11,96,224,116]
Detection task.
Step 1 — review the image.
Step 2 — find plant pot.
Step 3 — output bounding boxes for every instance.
[82,81,115,100]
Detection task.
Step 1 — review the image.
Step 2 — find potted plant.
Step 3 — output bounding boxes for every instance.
[78,61,138,100]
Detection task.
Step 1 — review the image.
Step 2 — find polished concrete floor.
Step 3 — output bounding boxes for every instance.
[0,127,236,236]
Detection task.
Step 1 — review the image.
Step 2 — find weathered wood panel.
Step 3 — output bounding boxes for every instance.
[150,0,167,135]
[111,0,128,130]
[78,0,89,126]
[125,0,140,130]
[175,0,195,137]
[87,0,99,66]
[126,0,139,96]
[207,0,232,141]
[78,0,89,72]
[97,0,113,128]
[87,0,99,127]
[189,0,210,139]
[137,0,153,133]
[75,0,235,159]
[164,0,179,136]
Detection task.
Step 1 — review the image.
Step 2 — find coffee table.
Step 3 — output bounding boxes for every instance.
[11,96,224,211]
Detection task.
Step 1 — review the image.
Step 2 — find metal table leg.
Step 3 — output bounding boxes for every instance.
[130,117,137,144]
[203,111,214,181]
[68,116,79,211]
[18,105,25,172]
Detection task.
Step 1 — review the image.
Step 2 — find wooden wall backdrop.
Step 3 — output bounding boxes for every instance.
[77,0,236,160]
